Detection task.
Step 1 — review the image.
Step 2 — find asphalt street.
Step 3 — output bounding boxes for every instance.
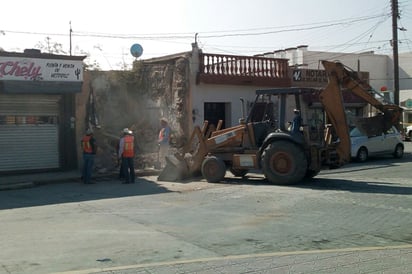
[0,144,411,274]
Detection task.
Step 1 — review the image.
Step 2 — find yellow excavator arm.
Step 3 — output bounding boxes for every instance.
[320,60,403,165]
[322,61,402,128]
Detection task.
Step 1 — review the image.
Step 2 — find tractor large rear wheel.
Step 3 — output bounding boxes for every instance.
[201,156,226,183]
[262,141,307,185]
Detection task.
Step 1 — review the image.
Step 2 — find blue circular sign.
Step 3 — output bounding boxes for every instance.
[130,44,143,58]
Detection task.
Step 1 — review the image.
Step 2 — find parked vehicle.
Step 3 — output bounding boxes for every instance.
[405,125,412,141]
[350,126,404,162]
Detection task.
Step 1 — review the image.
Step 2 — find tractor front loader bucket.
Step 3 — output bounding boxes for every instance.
[157,120,246,182]
[158,122,210,181]
[157,154,190,181]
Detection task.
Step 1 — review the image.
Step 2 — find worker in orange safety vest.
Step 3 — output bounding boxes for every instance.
[118,128,136,184]
[81,128,97,184]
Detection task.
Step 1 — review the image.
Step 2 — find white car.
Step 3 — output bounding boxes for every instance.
[406,125,412,141]
[350,126,404,162]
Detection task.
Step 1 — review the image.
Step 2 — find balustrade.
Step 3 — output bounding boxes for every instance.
[198,53,291,87]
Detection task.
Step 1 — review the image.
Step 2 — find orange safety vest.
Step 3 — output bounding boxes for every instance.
[82,135,93,153]
[122,135,135,157]
[158,127,170,143]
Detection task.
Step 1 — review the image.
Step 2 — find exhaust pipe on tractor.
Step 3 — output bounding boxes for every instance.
[239,97,246,124]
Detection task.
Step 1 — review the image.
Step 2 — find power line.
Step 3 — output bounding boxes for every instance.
[1,13,389,41]
[200,15,390,39]
[1,9,403,71]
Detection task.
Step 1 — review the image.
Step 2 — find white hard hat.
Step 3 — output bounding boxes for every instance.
[86,128,93,135]
[123,128,133,135]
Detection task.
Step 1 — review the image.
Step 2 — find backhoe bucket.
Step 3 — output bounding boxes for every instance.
[157,154,190,181]
[354,115,391,136]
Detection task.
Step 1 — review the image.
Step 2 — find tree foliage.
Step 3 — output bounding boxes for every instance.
[35,37,66,54]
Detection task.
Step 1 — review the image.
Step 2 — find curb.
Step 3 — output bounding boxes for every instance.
[0,181,35,191]
[0,169,162,191]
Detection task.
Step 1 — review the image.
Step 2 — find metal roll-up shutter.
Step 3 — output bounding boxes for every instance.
[0,94,60,172]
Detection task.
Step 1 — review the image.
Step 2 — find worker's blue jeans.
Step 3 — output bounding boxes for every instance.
[121,157,135,183]
[82,153,95,184]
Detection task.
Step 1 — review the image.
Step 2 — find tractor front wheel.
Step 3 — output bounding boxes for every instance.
[201,156,226,183]
[229,167,248,177]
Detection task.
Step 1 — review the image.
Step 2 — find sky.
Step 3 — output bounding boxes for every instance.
[1,0,411,70]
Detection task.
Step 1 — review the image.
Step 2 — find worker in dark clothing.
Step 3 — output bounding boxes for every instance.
[291,109,302,134]
[81,128,97,184]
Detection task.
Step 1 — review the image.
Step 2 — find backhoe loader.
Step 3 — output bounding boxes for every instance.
[158,60,402,184]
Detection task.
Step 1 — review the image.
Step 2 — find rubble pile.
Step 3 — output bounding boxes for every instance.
[79,55,190,175]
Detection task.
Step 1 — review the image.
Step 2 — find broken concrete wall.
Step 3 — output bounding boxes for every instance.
[76,54,191,173]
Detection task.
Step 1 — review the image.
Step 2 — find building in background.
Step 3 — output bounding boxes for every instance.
[1,42,411,178]
[398,52,412,125]
[0,49,85,174]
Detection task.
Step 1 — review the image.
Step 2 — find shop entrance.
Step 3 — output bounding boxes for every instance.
[0,94,60,172]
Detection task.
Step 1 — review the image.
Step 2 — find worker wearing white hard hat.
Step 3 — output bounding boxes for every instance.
[118,128,135,183]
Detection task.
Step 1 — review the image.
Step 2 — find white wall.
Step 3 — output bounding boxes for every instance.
[396,52,412,90]
[191,84,258,128]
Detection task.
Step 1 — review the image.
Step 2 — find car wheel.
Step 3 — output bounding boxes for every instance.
[356,147,368,162]
[393,144,404,158]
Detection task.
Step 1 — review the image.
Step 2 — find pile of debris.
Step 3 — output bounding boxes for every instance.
[91,125,180,174]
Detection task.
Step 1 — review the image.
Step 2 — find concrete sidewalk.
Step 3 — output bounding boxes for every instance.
[0,168,161,191]
[0,170,81,190]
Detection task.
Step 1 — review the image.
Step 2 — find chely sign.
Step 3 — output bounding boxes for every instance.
[0,57,83,82]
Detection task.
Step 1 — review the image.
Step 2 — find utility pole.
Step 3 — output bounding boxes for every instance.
[69,21,72,56]
[392,0,400,105]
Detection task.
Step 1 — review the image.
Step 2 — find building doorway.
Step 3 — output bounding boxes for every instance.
[204,102,227,130]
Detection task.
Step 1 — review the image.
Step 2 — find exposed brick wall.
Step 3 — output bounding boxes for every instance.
[76,55,190,172]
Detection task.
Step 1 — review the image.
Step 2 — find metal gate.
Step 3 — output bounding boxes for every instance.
[0,94,60,172]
